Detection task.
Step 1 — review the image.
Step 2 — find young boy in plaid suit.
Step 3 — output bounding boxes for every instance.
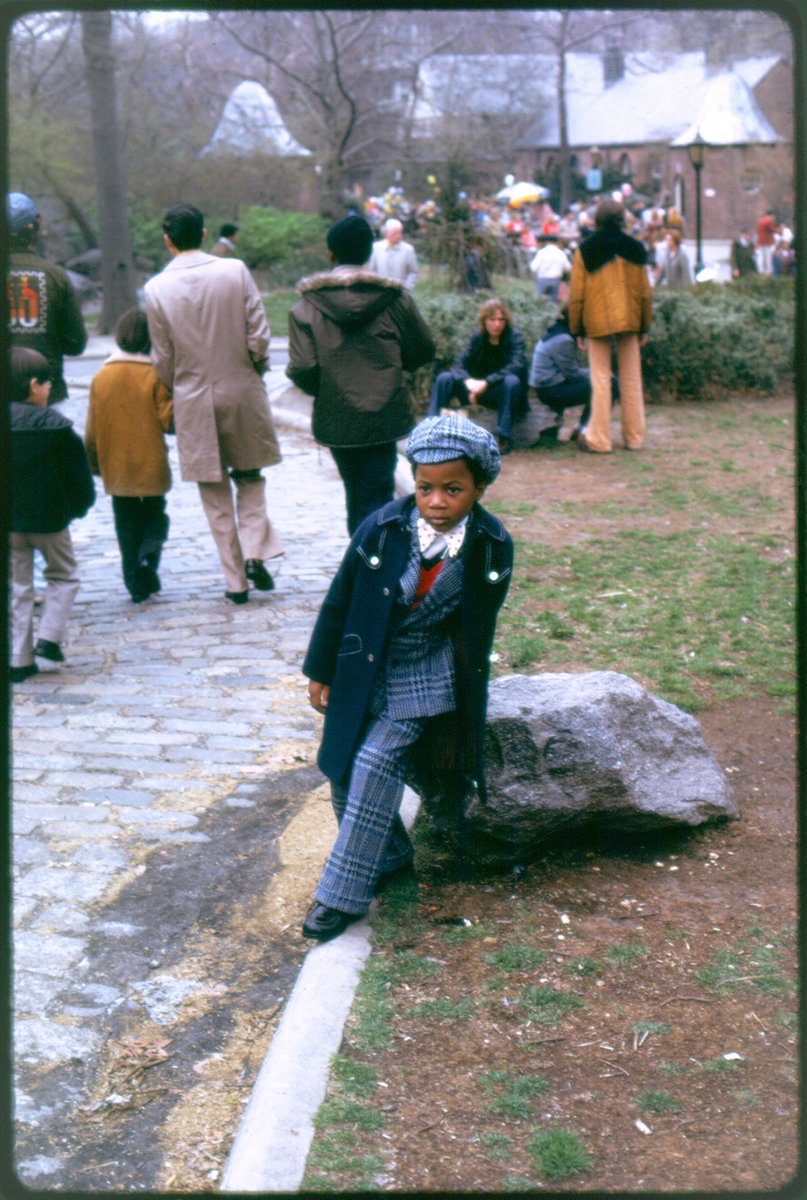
[302,414,514,941]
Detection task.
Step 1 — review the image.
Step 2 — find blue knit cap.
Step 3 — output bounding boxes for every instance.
[7,193,38,234]
[406,414,501,483]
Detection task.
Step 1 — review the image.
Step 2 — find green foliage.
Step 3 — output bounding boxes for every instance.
[409,289,556,408]
[607,941,649,967]
[331,1057,378,1100]
[262,290,299,332]
[527,1127,594,1179]
[411,274,793,410]
[237,206,329,286]
[643,278,794,401]
[405,994,476,1022]
[316,1096,385,1131]
[484,942,548,971]
[481,1070,550,1119]
[128,197,168,267]
[636,1089,682,1114]
[348,956,396,1052]
[481,1130,513,1160]
[517,984,584,1025]
[304,1130,384,1188]
[566,956,604,977]
[702,1056,739,1073]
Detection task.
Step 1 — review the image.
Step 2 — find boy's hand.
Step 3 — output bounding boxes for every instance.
[308,681,330,713]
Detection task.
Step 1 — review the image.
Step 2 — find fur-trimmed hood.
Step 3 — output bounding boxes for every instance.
[579,226,648,274]
[295,268,404,331]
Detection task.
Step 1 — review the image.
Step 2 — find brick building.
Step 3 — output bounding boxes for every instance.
[514,50,793,239]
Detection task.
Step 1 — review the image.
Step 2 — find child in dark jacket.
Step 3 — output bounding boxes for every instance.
[9,347,95,681]
[301,414,513,942]
[85,308,173,603]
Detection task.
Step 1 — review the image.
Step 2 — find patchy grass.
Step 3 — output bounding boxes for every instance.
[527,1127,594,1180]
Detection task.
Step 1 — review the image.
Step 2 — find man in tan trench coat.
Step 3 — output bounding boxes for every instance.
[145,203,283,602]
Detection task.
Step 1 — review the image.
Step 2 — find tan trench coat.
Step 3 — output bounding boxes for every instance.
[144,251,281,482]
[85,351,173,496]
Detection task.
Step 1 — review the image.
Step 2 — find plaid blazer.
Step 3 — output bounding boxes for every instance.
[369,520,464,720]
[304,495,513,794]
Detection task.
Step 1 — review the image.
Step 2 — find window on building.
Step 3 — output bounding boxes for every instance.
[740,167,764,194]
[619,153,632,178]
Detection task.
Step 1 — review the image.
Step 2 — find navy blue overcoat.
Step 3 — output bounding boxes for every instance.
[302,495,513,800]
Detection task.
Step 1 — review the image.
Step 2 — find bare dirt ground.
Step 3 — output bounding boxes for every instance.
[341,694,798,1193]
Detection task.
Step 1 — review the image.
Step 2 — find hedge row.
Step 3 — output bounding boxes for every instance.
[411,276,794,406]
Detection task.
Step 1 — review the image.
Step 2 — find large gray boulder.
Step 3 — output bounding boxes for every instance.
[416,671,738,863]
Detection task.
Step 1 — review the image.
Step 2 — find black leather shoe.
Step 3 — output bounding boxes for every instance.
[302,902,362,942]
[134,556,160,598]
[34,639,64,663]
[225,590,249,604]
[246,559,275,591]
[10,663,38,683]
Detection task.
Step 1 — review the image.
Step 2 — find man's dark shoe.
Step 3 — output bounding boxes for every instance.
[10,663,38,683]
[246,559,275,591]
[34,639,64,663]
[225,590,249,605]
[302,902,363,942]
[134,556,160,598]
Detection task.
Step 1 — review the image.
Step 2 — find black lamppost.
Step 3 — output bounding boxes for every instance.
[686,133,708,274]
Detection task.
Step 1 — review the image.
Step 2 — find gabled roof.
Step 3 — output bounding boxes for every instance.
[201,81,312,158]
[670,71,781,146]
[413,50,783,149]
[568,53,782,147]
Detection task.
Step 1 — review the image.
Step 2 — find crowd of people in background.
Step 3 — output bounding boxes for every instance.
[6,182,795,687]
[5,185,795,943]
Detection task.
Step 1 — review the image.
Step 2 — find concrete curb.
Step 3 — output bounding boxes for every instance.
[220,788,420,1192]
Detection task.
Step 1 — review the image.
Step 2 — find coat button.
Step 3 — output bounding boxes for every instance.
[488,570,499,581]
[368,654,374,662]
[370,555,380,567]
[383,587,390,596]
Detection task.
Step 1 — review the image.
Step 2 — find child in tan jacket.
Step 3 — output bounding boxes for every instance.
[85,308,173,602]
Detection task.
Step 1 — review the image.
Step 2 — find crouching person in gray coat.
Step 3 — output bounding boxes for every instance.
[301,415,514,942]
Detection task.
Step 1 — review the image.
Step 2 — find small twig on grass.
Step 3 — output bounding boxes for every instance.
[597,1060,629,1077]
[713,974,768,988]
[417,1116,446,1135]
[523,1035,567,1045]
[658,994,716,1007]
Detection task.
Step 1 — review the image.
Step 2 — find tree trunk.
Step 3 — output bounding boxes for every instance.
[80,11,137,333]
[557,15,572,214]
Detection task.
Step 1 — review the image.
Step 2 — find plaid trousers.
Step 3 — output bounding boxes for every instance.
[315,712,427,913]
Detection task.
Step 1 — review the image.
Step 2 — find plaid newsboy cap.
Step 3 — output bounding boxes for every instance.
[405,414,501,483]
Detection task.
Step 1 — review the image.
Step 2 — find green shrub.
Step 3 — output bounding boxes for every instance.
[411,290,556,408]
[237,206,329,286]
[643,278,794,401]
[409,274,793,410]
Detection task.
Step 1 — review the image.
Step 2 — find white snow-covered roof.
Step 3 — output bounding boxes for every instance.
[670,71,781,146]
[571,56,781,147]
[201,81,312,158]
[413,50,783,148]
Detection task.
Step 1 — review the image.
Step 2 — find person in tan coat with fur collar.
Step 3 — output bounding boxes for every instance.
[568,198,653,453]
[85,308,174,603]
